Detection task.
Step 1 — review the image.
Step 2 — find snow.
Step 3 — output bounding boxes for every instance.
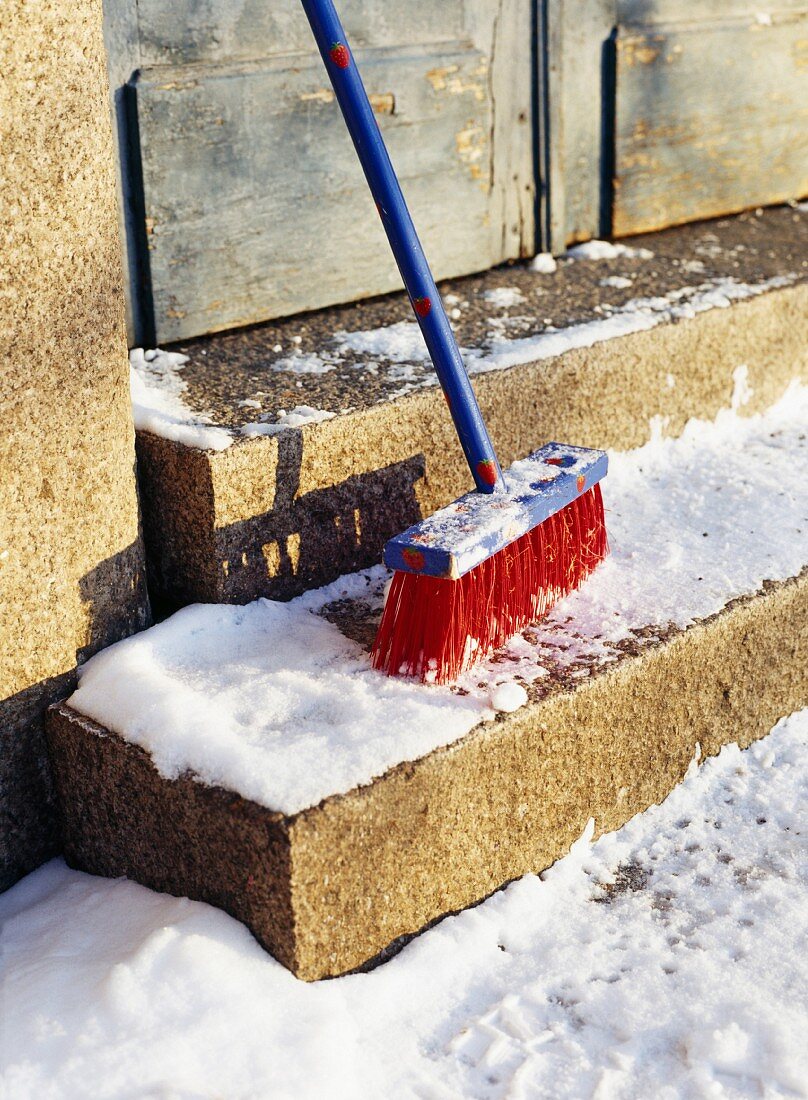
[67,594,483,815]
[269,351,337,375]
[329,276,796,383]
[131,274,797,449]
[241,405,335,437]
[566,240,654,261]
[529,252,557,274]
[1,708,806,1099]
[66,381,808,815]
[490,681,528,713]
[600,275,633,289]
[335,319,432,362]
[129,348,233,451]
[483,287,526,309]
[730,364,753,412]
[467,276,795,375]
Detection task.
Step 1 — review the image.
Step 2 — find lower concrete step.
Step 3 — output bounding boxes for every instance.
[132,206,808,606]
[47,387,808,979]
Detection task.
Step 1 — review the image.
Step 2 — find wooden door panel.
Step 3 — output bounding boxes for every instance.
[613,15,808,235]
[135,0,466,65]
[539,1,808,252]
[133,42,502,340]
[112,0,534,342]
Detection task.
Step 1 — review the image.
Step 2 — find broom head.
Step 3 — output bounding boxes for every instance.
[371,443,608,683]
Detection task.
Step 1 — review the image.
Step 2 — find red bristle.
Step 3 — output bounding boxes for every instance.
[371,483,608,684]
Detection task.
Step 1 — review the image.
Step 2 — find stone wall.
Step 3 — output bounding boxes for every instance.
[0,0,150,888]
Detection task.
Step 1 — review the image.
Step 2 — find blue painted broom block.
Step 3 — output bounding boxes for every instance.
[384,444,608,579]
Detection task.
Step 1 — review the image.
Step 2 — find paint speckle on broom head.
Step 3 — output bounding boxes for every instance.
[402,548,425,572]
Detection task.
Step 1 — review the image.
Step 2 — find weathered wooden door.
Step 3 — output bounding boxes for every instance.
[539,0,808,250]
[104,0,535,345]
[105,0,807,344]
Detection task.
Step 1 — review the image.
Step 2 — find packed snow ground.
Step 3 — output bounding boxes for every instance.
[1,709,806,1099]
[67,379,808,814]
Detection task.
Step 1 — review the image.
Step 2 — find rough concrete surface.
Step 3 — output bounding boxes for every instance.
[138,235,808,606]
[47,570,807,980]
[0,0,150,888]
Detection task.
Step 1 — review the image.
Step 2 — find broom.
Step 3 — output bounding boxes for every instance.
[301,0,608,683]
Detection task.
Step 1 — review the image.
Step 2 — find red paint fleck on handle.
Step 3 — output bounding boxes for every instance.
[577,474,586,492]
[329,42,350,68]
[413,296,432,318]
[476,459,498,487]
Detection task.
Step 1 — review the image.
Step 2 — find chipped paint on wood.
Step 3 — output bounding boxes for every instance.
[426,64,459,91]
[301,88,394,113]
[620,36,663,66]
[300,88,334,104]
[369,92,395,115]
[426,60,487,101]
[613,16,808,237]
[455,124,488,184]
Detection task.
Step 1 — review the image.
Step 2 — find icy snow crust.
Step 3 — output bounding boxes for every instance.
[565,239,654,261]
[2,710,806,1098]
[67,381,808,815]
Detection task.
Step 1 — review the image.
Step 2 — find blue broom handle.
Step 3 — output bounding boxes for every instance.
[299,0,505,495]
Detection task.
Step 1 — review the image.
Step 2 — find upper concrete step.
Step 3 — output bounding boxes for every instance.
[132,205,808,606]
[47,386,808,977]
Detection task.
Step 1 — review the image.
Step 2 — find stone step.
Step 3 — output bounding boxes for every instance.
[133,205,808,607]
[46,388,808,979]
[46,574,808,981]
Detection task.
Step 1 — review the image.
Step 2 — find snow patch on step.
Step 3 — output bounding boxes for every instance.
[131,274,798,448]
[600,274,634,289]
[335,319,437,363]
[69,382,808,815]
[241,406,335,437]
[467,275,796,375]
[329,275,796,384]
[267,351,338,375]
[566,239,654,261]
[529,252,557,274]
[483,286,526,309]
[129,349,233,451]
